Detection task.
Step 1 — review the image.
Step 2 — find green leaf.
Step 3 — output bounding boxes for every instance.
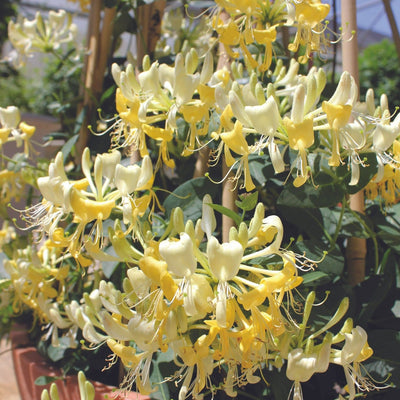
[339,209,372,239]
[277,205,326,241]
[149,348,176,400]
[163,177,219,222]
[364,329,400,387]
[336,153,378,194]
[301,271,330,286]
[265,367,292,400]
[293,241,344,277]
[235,192,258,212]
[34,376,60,386]
[247,154,275,186]
[113,11,136,37]
[207,203,242,227]
[355,252,397,327]
[100,84,116,105]
[277,182,345,209]
[369,203,400,253]
[0,278,11,289]
[61,134,79,162]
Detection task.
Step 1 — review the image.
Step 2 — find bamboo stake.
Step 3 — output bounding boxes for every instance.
[193,147,211,178]
[93,7,117,95]
[130,0,166,164]
[135,0,166,64]
[76,0,102,159]
[216,11,237,242]
[341,0,366,286]
[382,0,400,63]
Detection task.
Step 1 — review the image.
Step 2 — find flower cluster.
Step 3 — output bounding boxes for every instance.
[27,148,154,259]
[16,189,376,399]
[111,51,400,191]
[7,9,77,66]
[1,2,399,400]
[213,0,331,70]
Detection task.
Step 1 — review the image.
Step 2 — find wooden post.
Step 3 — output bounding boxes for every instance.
[341,0,366,286]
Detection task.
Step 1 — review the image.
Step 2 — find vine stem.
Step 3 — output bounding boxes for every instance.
[342,197,380,273]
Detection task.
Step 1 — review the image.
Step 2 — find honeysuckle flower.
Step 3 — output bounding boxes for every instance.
[8,10,77,67]
[0,170,23,205]
[230,90,285,175]
[287,0,331,63]
[371,113,400,181]
[0,106,35,154]
[212,119,258,191]
[283,84,315,186]
[0,221,16,250]
[159,232,197,279]
[207,235,243,327]
[331,326,375,400]
[67,0,90,12]
[365,139,400,205]
[287,335,331,400]
[320,71,358,167]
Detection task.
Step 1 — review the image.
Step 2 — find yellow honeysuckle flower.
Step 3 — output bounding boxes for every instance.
[253,26,277,72]
[238,259,302,310]
[67,0,90,12]
[142,124,175,168]
[284,84,315,186]
[288,0,330,63]
[218,120,256,191]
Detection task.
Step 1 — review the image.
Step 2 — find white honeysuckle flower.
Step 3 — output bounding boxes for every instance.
[207,236,243,282]
[200,194,216,239]
[115,164,141,197]
[338,326,370,365]
[268,138,286,174]
[372,118,400,154]
[0,106,21,129]
[136,155,153,190]
[112,63,140,101]
[331,326,375,400]
[159,232,197,278]
[287,338,331,400]
[96,150,121,182]
[200,51,214,84]
[173,53,200,107]
[328,71,358,107]
[244,96,282,136]
[242,215,283,262]
[37,176,68,206]
[158,63,175,93]
[48,152,68,182]
[138,63,161,96]
[183,273,214,318]
[274,59,300,89]
[287,340,331,383]
[229,90,252,127]
[127,314,158,352]
[127,267,152,300]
